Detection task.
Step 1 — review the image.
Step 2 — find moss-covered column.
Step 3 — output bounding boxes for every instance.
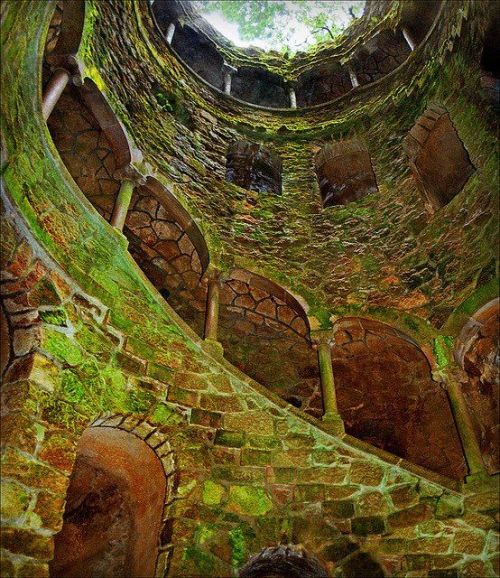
[110,167,144,231]
[42,68,71,120]
[442,368,488,482]
[203,269,222,342]
[312,329,344,435]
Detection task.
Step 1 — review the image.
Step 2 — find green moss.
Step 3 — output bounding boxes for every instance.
[43,329,83,366]
[183,545,216,576]
[229,527,246,570]
[203,480,224,506]
[433,335,454,371]
[228,485,272,516]
[39,309,67,327]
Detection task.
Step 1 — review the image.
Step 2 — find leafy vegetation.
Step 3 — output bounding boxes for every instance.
[193,0,365,52]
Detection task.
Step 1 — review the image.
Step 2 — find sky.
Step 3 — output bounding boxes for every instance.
[195,1,366,52]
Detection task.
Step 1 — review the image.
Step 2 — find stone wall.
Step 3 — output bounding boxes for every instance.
[0,1,498,578]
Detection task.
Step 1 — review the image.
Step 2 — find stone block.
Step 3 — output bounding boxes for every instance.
[321,537,359,562]
[190,408,222,429]
[351,516,386,536]
[224,411,274,435]
[350,461,384,486]
[390,484,419,509]
[453,529,485,555]
[241,448,272,467]
[389,504,433,528]
[0,528,53,560]
[214,430,245,448]
[295,484,325,503]
[436,494,464,518]
[323,500,355,518]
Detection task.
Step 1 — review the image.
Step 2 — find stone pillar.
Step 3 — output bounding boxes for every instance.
[166,21,176,45]
[42,68,71,120]
[222,63,237,96]
[440,368,488,482]
[347,64,359,89]
[204,271,221,341]
[401,26,416,51]
[288,82,297,109]
[110,167,145,231]
[312,330,344,435]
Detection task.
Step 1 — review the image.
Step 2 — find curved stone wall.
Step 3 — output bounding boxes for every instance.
[0,1,498,578]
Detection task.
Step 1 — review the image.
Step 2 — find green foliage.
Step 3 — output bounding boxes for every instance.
[194,0,364,52]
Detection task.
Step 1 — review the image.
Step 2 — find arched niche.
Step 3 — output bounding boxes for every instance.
[296,63,352,107]
[455,299,499,474]
[0,301,11,379]
[124,177,209,336]
[332,317,466,479]
[315,139,378,207]
[479,5,500,109]
[351,28,411,86]
[50,426,167,578]
[46,78,132,221]
[219,269,322,417]
[231,67,289,108]
[400,0,442,49]
[226,141,282,195]
[46,0,85,58]
[239,546,328,578]
[405,104,474,214]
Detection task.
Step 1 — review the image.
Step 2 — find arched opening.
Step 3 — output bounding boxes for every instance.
[226,141,282,195]
[479,6,500,110]
[405,104,475,214]
[46,78,131,221]
[239,546,328,578]
[218,270,322,417]
[46,0,85,58]
[296,64,352,107]
[315,139,378,207]
[50,426,167,578]
[0,301,11,379]
[351,28,411,86]
[332,317,467,479]
[400,0,442,49]
[124,178,209,336]
[231,67,289,108]
[456,299,499,474]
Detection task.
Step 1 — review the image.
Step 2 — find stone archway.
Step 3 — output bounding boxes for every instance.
[239,546,328,578]
[50,417,175,578]
[332,317,467,479]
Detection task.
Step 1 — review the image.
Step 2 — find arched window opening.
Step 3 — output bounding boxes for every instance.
[239,546,328,578]
[231,67,289,109]
[405,104,475,214]
[218,270,322,417]
[456,299,499,475]
[400,0,442,50]
[296,64,352,107]
[315,140,378,207]
[50,426,167,578]
[46,79,131,221]
[124,178,209,337]
[351,29,411,86]
[226,141,282,195]
[332,317,467,479]
[480,9,500,110]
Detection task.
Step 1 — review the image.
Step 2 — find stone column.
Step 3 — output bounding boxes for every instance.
[347,64,359,89]
[222,63,237,96]
[204,271,221,341]
[440,368,488,482]
[288,82,297,109]
[312,330,344,435]
[166,21,176,45]
[42,68,71,120]
[110,167,145,231]
[401,26,416,51]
